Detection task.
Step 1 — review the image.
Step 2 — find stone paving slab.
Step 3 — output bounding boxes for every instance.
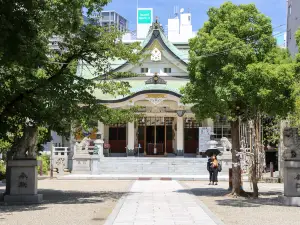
[105,180,224,225]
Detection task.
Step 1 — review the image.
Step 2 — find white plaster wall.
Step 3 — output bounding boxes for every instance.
[126,55,187,77]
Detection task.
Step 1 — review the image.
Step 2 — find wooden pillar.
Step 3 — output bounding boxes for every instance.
[164,117,167,156]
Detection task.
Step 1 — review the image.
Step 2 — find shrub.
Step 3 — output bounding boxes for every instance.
[37,154,50,175]
[0,160,6,180]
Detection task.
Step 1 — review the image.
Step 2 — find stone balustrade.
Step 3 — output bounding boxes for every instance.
[52,146,73,173]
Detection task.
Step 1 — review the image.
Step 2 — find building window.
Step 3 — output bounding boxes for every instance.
[164,68,171,73]
[141,68,149,73]
[289,5,292,15]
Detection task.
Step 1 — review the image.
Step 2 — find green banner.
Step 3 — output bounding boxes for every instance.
[138,9,152,24]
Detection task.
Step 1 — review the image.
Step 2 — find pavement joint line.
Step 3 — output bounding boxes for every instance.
[179,181,226,225]
[103,180,135,225]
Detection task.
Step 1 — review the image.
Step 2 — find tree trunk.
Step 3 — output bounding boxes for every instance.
[4,151,12,195]
[252,118,260,198]
[231,119,242,195]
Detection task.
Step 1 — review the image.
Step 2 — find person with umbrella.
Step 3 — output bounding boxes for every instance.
[206,134,220,185]
[207,154,219,185]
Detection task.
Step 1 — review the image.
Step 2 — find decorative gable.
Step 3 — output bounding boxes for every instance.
[151,48,161,61]
[145,74,167,85]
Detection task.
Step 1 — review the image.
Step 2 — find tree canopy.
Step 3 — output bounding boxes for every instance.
[181,1,296,196]
[182,1,295,123]
[0,0,142,146]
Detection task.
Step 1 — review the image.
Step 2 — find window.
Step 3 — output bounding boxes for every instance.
[164,68,171,73]
[141,68,149,73]
[289,4,292,15]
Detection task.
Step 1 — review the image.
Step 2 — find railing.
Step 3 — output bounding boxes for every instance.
[52,146,73,173]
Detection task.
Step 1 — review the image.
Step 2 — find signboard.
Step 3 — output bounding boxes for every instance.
[138,9,152,24]
[198,127,212,152]
[137,8,153,39]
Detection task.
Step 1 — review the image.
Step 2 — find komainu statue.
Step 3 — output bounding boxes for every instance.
[283,127,300,159]
[220,137,232,152]
[12,125,38,159]
[75,137,91,153]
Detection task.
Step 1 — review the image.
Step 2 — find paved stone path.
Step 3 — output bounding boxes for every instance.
[108,180,221,225]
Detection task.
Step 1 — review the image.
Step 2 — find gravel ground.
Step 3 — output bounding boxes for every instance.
[0,180,132,225]
[182,181,299,225]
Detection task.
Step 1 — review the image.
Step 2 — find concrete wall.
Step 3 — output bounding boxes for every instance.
[287,0,300,56]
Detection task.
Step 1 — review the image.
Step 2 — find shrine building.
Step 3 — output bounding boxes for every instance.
[69,15,232,157]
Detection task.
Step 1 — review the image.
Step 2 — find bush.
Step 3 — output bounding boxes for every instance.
[0,160,6,180]
[37,154,50,175]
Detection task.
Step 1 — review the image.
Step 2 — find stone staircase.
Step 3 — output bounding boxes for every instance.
[98,157,228,176]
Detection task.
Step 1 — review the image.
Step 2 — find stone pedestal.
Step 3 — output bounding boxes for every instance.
[4,160,43,204]
[91,155,100,175]
[279,159,300,206]
[72,153,91,174]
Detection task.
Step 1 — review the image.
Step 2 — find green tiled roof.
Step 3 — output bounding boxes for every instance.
[92,79,188,101]
[77,20,190,102]
[77,22,189,80]
[159,31,189,63]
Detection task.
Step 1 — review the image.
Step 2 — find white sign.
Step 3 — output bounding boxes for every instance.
[199,127,212,152]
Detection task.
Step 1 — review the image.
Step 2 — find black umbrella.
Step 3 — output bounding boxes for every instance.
[205,148,221,157]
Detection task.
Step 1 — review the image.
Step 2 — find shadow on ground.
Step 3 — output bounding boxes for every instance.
[0,188,131,213]
[177,186,286,208]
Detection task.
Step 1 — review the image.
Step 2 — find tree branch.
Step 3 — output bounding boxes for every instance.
[0,54,78,118]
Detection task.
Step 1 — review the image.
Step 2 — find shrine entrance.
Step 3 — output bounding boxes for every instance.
[138,117,174,156]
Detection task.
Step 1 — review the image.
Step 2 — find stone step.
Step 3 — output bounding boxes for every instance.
[95,157,215,175]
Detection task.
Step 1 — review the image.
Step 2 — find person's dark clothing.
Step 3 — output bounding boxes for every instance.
[207,158,218,183]
[207,158,212,172]
[211,167,218,182]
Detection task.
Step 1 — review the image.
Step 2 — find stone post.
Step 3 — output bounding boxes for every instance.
[279,127,300,206]
[91,131,104,174]
[4,160,43,203]
[94,132,104,158]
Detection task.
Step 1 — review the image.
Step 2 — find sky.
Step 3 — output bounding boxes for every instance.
[103,0,287,45]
